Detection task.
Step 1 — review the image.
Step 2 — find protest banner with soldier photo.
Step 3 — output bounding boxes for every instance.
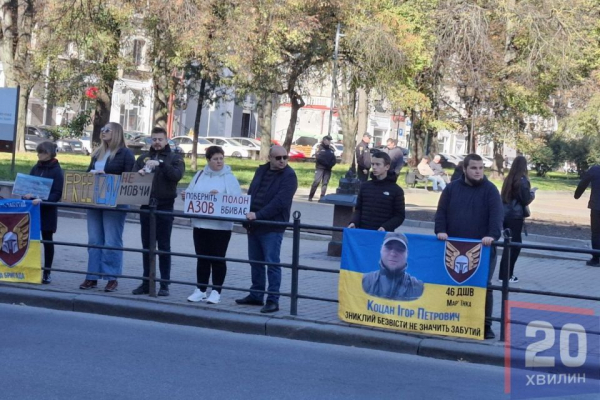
[339,229,491,340]
[0,200,41,283]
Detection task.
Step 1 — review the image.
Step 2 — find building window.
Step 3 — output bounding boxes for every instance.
[373,129,385,147]
[119,89,145,132]
[132,39,145,67]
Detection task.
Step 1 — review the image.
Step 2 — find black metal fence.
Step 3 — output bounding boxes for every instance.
[36,202,600,342]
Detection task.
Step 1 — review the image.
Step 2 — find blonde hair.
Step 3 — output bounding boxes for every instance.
[92,122,127,161]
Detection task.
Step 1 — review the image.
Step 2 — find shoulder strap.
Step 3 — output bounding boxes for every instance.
[194,170,204,185]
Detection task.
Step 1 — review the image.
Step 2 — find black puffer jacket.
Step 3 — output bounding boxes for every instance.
[315,143,336,170]
[133,145,185,206]
[503,176,534,219]
[350,172,405,231]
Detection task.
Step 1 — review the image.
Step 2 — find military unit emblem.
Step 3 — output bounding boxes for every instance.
[0,213,30,267]
[444,240,482,284]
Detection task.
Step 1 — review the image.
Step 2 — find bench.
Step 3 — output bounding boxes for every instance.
[405,169,429,190]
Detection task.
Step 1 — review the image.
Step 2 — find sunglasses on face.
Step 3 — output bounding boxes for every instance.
[100,127,112,133]
[274,155,289,161]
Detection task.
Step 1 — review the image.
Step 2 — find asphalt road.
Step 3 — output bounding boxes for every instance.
[0,303,510,400]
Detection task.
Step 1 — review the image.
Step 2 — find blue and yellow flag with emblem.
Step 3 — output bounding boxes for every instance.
[0,200,41,283]
[339,229,491,340]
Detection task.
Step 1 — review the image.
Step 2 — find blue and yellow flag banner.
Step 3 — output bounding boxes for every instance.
[0,200,41,283]
[339,229,490,340]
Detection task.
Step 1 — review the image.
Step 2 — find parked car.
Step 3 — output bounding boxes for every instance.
[269,139,307,161]
[204,136,257,158]
[80,132,93,155]
[25,125,54,151]
[230,137,261,149]
[292,136,318,147]
[56,137,86,154]
[480,156,494,168]
[130,136,184,155]
[171,136,212,157]
[438,153,461,169]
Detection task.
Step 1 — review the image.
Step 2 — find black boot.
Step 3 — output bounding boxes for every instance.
[132,284,150,295]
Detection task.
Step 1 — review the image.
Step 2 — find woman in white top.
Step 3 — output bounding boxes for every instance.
[183,146,241,304]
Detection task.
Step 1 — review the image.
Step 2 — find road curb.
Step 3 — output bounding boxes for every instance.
[0,284,505,367]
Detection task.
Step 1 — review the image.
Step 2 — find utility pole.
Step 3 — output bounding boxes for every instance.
[328,22,342,137]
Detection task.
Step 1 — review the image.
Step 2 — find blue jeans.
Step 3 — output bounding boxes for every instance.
[427,175,446,191]
[248,232,283,303]
[86,207,127,280]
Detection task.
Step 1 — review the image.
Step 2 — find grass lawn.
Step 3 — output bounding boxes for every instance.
[0,152,348,189]
[0,151,581,191]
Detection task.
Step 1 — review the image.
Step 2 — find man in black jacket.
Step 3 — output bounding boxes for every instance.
[348,151,405,231]
[434,154,503,339]
[354,133,372,182]
[236,145,298,313]
[309,135,336,201]
[131,127,185,296]
[575,165,600,266]
[384,138,404,178]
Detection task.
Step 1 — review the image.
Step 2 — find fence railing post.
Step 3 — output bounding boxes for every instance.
[500,228,512,342]
[290,211,301,316]
[148,204,158,297]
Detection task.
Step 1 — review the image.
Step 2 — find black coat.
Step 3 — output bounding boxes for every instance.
[575,165,600,210]
[435,177,504,240]
[133,145,185,207]
[29,159,64,232]
[247,163,298,234]
[350,172,405,231]
[354,140,371,171]
[503,176,534,219]
[315,143,336,170]
[87,147,135,175]
[384,146,405,175]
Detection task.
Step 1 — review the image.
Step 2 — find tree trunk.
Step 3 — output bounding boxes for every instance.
[408,109,425,166]
[153,68,169,129]
[357,88,368,135]
[490,140,504,179]
[257,92,274,161]
[191,79,207,172]
[92,87,112,146]
[283,91,304,151]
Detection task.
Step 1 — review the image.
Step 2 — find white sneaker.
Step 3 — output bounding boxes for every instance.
[187,289,206,302]
[207,290,221,304]
[509,276,519,283]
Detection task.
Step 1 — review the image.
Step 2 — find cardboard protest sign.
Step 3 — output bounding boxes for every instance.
[116,172,153,205]
[62,171,121,206]
[12,173,53,200]
[184,192,251,220]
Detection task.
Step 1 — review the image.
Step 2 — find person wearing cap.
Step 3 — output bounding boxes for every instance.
[348,151,405,231]
[354,132,372,182]
[309,135,337,201]
[362,232,424,301]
